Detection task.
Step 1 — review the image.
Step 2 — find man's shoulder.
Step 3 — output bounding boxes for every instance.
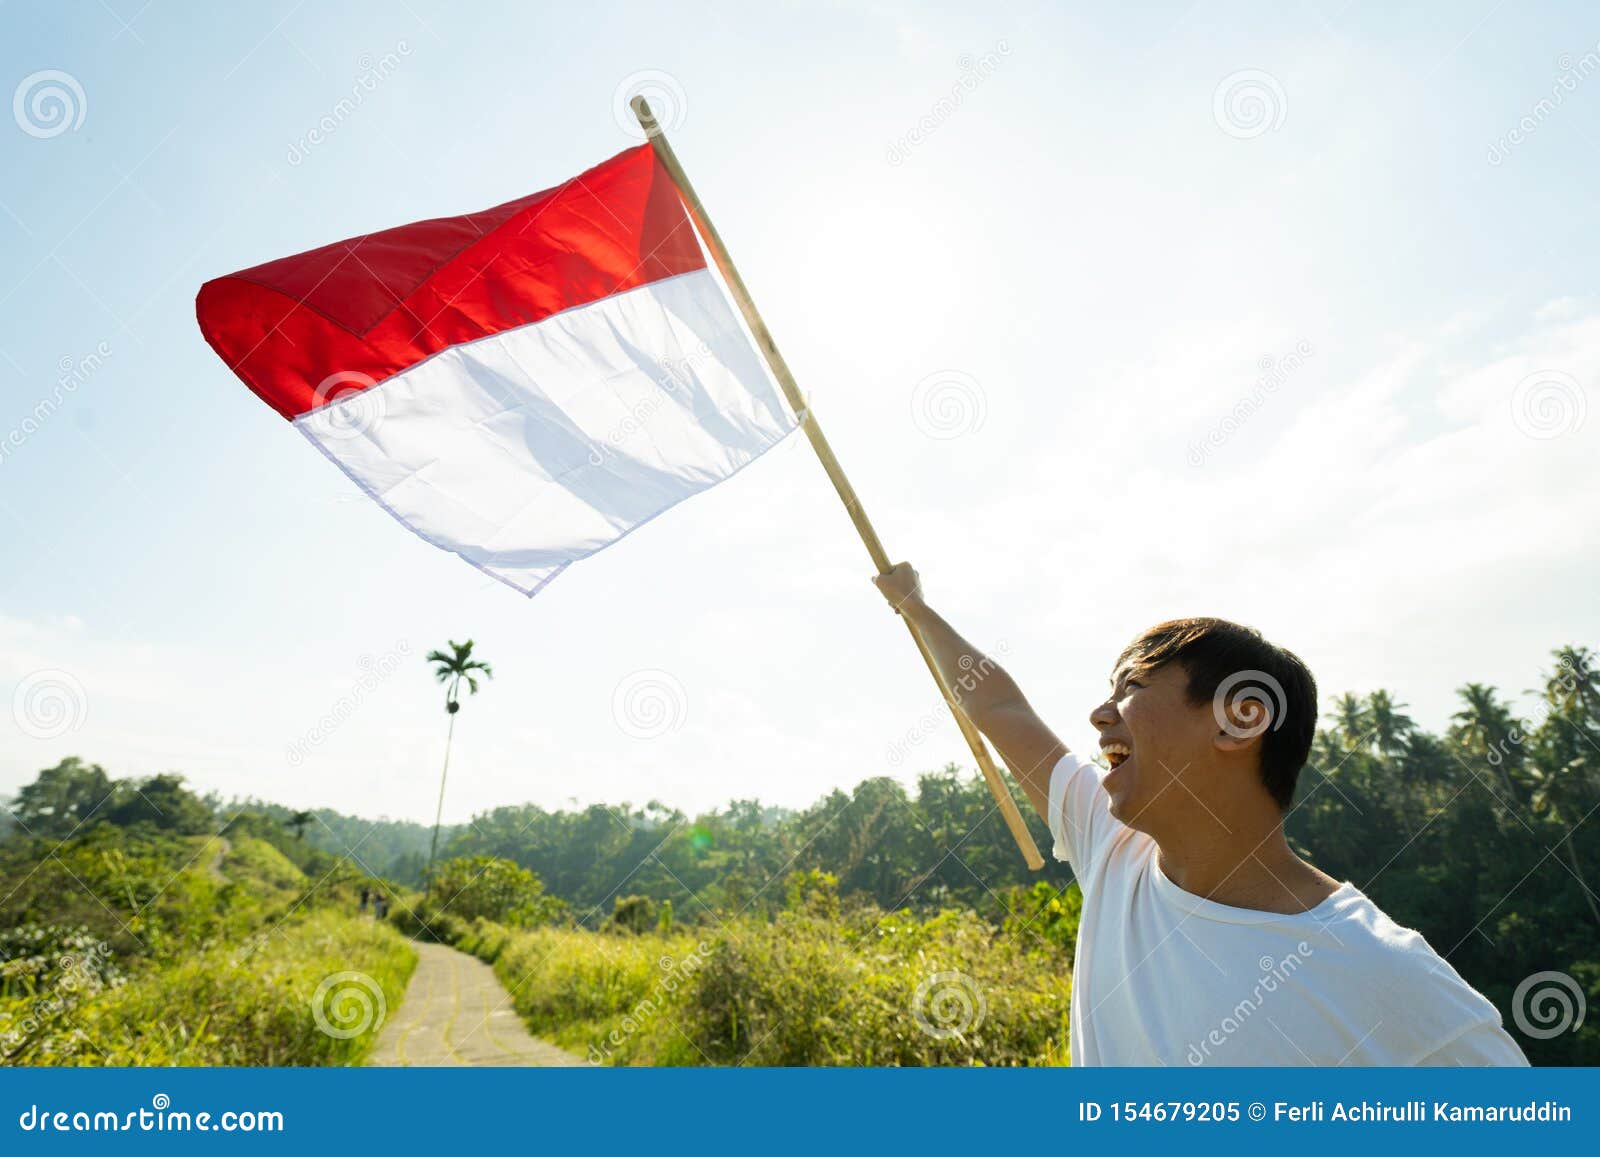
[1310,887,1447,962]
[1302,886,1521,1063]
[1306,887,1499,1010]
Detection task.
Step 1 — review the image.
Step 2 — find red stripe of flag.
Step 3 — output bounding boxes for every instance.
[195,144,705,420]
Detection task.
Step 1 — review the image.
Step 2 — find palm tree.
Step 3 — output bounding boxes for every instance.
[287,810,313,840]
[1331,692,1371,748]
[425,639,494,883]
[1365,690,1415,757]
[1549,645,1599,719]
[1524,649,1600,930]
[1450,682,1523,802]
[1522,754,1600,930]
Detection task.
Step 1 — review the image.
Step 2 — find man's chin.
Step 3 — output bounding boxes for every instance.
[1101,764,1132,815]
[1103,783,1148,829]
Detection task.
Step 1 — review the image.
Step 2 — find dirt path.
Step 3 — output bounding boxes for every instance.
[368,941,581,1067]
[206,836,230,882]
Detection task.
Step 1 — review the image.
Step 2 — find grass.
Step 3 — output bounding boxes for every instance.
[446,898,1073,1066]
[1,831,415,1066]
[23,911,417,1066]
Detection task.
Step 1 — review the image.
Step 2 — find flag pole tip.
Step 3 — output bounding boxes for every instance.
[630,95,655,126]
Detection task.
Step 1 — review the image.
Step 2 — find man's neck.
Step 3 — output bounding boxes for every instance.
[1154,815,1340,915]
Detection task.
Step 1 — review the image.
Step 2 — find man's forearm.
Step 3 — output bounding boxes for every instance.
[897,598,1024,727]
[873,562,1066,821]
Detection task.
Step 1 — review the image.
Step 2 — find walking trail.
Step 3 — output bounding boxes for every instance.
[368,940,581,1067]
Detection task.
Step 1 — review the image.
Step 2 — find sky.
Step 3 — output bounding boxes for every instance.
[1,1,1597,826]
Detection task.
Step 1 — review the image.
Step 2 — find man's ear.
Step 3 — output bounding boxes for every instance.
[1210,677,1283,754]
[1212,694,1266,756]
[1212,726,1259,757]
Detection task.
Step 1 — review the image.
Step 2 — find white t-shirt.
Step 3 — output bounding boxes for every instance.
[1047,751,1528,1066]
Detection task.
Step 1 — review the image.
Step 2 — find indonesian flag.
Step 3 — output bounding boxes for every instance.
[196,145,795,595]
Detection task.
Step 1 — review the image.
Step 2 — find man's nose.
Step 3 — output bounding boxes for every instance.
[1089,698,1117,730]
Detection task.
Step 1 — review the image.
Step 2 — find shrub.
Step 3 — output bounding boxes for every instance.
[685,906,1070,1066]
[606,895,655,935]
[424,856,566,927]
[1001,881,1084,962]
[462,901,1071,1066]
[7,911,416,1066]
[481,926,709,1064]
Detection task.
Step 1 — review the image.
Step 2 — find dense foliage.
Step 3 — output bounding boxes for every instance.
[1,643,1595,1065]
[0,781,415,1066]
[431,645,1599,1065]
[439,870,1073,1066]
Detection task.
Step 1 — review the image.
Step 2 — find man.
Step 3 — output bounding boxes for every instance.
[873,562,1527,1066]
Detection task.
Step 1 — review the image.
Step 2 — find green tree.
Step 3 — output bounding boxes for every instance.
[424,639,494,883]
[103,774,214,835]
[607,894,657,934]
[1524,648,1600,930]
[427,855,562,926]
[8,757,114,838]
[1331,692,1370,745]
[1365,690,1416,757]
[1451,682,1523,801]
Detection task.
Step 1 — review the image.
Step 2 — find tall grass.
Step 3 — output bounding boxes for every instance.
[456,901,1072,1066]
[8,911,415,1067]
[2,832,415,1066]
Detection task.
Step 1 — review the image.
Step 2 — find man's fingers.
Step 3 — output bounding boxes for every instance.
[871,562,920,614]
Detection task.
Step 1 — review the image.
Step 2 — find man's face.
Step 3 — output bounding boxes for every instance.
[1089,660,1220,833]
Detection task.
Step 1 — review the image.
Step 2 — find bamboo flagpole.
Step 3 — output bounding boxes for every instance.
[632,97,1044,870]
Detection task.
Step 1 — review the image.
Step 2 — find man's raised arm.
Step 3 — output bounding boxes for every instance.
[872,562,1068,823]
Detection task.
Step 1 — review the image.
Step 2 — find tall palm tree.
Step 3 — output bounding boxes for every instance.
[1364,690,1416,757]
[425,639,494,883]
[287,810,313,840]
[1331,692,1371,748]
[1450,681,1528,803]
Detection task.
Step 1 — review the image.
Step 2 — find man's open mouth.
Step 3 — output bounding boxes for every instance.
[1101,741,1130,769]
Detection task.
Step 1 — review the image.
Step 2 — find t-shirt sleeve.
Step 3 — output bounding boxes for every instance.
[1415,1021,1529,1067]
[1047,750,1118,886]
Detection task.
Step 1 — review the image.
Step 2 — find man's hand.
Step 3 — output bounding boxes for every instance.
[865,560,1067,824]
[873,561,925,616]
